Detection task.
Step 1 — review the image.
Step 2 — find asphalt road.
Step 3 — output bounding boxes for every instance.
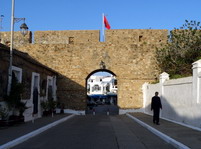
[12,115,175,149]
[86,105,119,115]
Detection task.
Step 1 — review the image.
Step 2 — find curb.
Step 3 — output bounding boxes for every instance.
[0,114,75,149]
[126,113,190,149]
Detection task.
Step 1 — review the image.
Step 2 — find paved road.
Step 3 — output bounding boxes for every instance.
[86,105,119,115]
[12,115,175,149]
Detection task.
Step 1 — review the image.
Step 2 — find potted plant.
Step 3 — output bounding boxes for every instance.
[60,103,65,114]
[41,101,49,116]
[48,99,57,117]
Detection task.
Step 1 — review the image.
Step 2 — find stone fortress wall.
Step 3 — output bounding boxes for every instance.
[0,31,32,47]
[33,29,167,45]
[34,30,100,44]
[0,29,168,110]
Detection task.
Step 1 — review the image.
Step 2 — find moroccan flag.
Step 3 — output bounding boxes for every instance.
[104,16,111,29]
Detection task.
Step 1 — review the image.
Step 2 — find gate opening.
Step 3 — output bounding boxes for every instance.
[86,69,119,115]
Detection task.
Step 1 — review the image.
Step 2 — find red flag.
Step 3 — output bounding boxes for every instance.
[104,16,111,29]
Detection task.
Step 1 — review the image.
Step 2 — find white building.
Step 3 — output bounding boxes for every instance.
[87,75,117,105]
[87,75,117,95]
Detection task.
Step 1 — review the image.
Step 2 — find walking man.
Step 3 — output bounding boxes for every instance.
[151,92,162,125]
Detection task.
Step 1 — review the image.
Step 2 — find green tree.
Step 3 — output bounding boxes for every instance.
[157,20,201,77]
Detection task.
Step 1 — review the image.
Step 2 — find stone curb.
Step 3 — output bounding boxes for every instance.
[126,113,190,149]
[0,114,75,149]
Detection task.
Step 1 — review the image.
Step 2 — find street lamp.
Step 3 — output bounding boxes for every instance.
[0,15,4,42]
[0,15,4,30]
[20,22,29,36]
[7,0,29,95]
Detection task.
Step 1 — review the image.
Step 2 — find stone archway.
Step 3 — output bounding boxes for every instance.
[85,69,118,115]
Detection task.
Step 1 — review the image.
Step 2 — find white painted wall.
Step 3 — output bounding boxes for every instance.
[143,68,201,128]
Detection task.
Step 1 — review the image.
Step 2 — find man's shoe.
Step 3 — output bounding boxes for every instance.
[156,123,160,125]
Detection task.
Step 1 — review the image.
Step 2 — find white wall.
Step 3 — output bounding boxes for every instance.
[143,83,161,114]
[143,68,201,128]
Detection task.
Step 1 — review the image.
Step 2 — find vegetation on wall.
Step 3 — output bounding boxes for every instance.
[4,75,27,117]
[156,20,201,78]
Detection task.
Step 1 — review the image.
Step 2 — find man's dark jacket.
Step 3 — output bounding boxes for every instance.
[151,96,162,110]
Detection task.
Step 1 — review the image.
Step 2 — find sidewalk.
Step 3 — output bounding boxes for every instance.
[127,112,201,149]
[0,114,73,148]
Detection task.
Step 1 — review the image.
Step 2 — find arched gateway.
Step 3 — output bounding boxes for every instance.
[18,29,168,112]
[86,69,118,115]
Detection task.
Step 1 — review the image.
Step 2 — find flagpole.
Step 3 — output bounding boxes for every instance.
[102,13,105,42]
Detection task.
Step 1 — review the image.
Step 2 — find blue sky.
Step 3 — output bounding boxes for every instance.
[1,0,201,32]
[92,72,112,77]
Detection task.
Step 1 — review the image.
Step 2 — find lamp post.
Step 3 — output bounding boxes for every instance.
[0,15,4,42]
[7,0,28,95]
[0,15,4,30]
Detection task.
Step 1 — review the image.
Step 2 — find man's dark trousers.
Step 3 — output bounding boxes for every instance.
[153,108,160,124]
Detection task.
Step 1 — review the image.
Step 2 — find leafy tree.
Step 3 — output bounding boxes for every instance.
[156,20,201,77]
